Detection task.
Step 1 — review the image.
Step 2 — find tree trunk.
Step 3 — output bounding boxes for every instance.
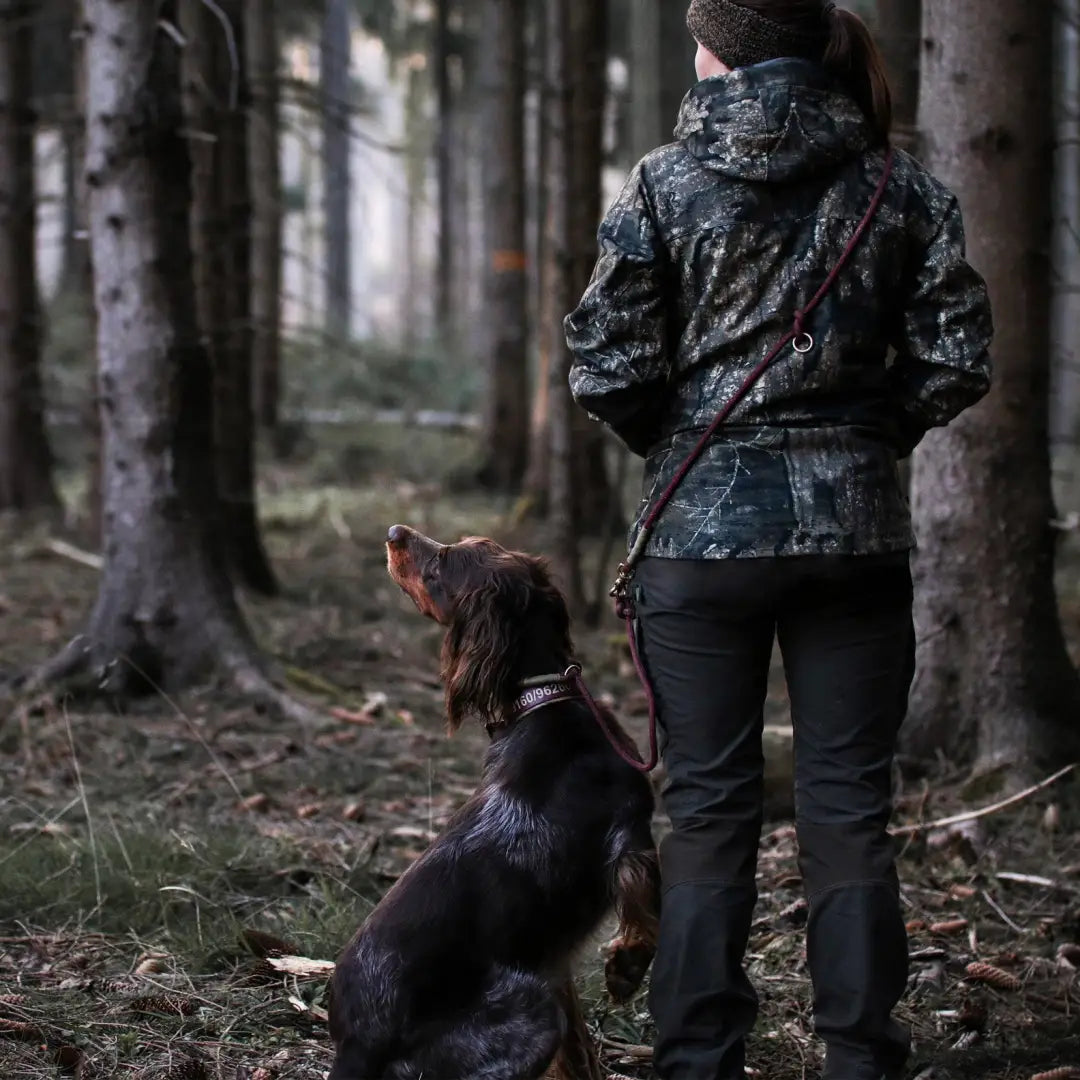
[183,0,276,596]
[524,4,551,504]
[874,0,920,152]
[567,0,615,543]
[247,0,282,430]
[66,0,263,697]
[402,49,428,353]
[476,0,529,491]
[658,0,695,141]
[71,8,102,542]
[435,0,455,342]
[906,0,1080,775]
[1050,0,1080,517]
[322,0,351,340]
[0,0,58,512]
[543,0,585,612]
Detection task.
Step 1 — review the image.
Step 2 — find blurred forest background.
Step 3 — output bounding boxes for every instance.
[1,1,1079,1078]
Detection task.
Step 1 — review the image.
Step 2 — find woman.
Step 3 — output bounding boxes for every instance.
[565,2,992,1079]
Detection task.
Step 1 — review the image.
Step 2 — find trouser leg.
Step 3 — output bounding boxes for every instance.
[635,557,776,1080]
[777,554,915,1080]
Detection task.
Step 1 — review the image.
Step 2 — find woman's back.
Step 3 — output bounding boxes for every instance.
[567,57,991,559]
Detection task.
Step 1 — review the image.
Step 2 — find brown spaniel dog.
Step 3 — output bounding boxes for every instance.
[327,526,660,1080]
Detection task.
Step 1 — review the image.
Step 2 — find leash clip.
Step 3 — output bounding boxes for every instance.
[609,561,636,620]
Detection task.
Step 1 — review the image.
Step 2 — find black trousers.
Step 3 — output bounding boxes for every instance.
[636,553,914,1080]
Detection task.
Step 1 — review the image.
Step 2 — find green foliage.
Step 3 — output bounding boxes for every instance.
[281,332,483,415]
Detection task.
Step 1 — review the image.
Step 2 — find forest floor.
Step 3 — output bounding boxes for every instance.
[1,423,1080,1080]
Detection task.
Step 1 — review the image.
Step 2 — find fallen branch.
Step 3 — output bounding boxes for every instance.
[996,871,1078,894]
[40,538,103,571]
[891,763,1078,836]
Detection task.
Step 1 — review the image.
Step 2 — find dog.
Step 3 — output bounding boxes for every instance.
[327,526,660,1080]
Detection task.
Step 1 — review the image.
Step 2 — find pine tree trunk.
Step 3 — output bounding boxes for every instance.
[874,0,920,151]
[322,0,351,340]
[247,0,282,430]
[0,0,58,512]
[543,0,586,612]
[524,5,551,505]
[402,54,428,352]
[435,0,455,341]
[183,0,276,596]
[1051,0,1080,516]
[72,10,103,542]
[477,0,529,491]
[70,0,262,695]
[658,0,695,139]
[567,0,615,541]
[906,0,1080,775]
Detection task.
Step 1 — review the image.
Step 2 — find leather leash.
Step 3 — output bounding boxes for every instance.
[610,148,896,774]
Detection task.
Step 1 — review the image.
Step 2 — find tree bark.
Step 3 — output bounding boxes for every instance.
[322,0,352,340]
[183,0,276,596]
[476,0,529,491]
[524,3,551,504]
[658,0,696,141]
[247,0,282,430]
[435,0,454,341]
[874,0,921,152]
[1050,0,1080,516]
[66,0,266,697]
[567,0,615,544]
[906,0,1080,775]
[0,0,58,512]
[71,5,103,543]
[543,0,585,613]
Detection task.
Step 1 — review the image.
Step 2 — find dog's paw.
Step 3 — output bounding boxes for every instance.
[603,939,654,1003]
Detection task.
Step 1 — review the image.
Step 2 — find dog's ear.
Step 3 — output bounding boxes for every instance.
[441,569,532,733]
[525,557,573,658]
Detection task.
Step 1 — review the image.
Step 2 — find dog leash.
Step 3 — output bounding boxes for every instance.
[608,148,897,774]
[518,666,654,772]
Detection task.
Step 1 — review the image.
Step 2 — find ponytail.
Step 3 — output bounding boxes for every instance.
[728,1,895,146]
[823,6,893,145]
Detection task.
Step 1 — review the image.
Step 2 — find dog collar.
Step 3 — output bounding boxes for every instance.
[510,664,584,722]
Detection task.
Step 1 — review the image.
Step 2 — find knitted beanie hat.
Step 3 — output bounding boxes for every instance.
[687,0,833,70]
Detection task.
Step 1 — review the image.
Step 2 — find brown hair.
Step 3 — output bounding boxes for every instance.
[735,0,893,145]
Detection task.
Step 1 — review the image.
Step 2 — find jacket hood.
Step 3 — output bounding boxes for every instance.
[674,58,871,183]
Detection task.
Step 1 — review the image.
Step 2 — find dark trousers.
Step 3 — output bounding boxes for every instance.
[636,554,914,1080]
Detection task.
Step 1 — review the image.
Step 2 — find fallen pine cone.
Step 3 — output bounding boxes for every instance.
[0,993,28,1009]
[139,1063,209,1080]
[0,1017,42,1041]
[930,918,969,935]
[965,961,1022,992]
[128,994,197,1016]
[1030,1069,1080,1080]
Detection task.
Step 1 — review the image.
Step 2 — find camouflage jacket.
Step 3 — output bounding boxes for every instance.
[565,58,993,560]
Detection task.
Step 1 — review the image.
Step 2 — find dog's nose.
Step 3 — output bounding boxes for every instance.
[387,525,409,545]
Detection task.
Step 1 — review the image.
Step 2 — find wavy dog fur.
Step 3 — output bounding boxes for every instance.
[328,527,661,1080]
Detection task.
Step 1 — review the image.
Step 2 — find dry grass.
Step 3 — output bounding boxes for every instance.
[1,427,1079,1079]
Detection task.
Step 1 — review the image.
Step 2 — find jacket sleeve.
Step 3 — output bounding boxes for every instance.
[888,194,993,457]
[564,164,670,457]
